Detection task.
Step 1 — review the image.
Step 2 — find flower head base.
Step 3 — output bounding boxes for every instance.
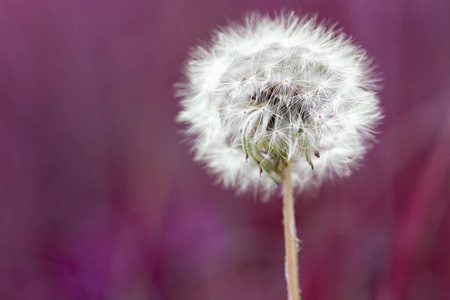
[177,12,383,199]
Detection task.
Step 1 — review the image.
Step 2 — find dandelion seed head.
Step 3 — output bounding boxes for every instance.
[177,12,383,199]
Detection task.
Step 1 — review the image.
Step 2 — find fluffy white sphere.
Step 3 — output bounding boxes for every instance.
[177,12,383,199]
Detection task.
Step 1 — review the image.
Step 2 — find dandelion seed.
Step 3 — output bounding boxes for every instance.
[176,6,383,212]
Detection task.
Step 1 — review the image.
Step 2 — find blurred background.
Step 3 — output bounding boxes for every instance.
[1,0,450,299]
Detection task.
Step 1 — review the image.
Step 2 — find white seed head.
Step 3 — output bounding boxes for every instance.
[176,12,383,199]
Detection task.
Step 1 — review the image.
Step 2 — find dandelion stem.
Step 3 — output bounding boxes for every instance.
[281,161,301,300]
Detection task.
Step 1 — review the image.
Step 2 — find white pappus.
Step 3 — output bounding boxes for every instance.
[176,12,383,199]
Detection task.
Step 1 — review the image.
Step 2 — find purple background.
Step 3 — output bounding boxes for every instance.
[1,0,450,299]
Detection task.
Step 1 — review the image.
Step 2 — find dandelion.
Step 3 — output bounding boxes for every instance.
[176,12,383,300]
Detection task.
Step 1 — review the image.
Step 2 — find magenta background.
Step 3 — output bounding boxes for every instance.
[1,0,450,299]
